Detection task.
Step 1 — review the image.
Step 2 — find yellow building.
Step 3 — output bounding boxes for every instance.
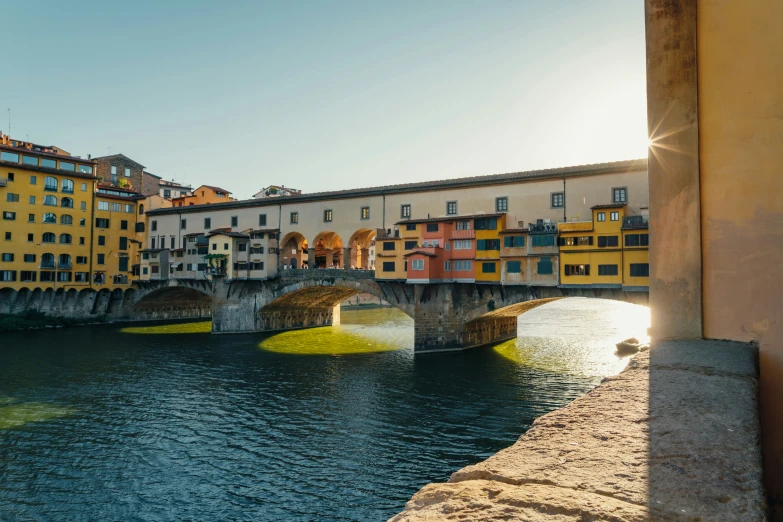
[474,213,505,283]
[374,229,410,281]
[92,183,145,287]
[0,136,97,290]
[558,204,648,292]
[620,215,649,291]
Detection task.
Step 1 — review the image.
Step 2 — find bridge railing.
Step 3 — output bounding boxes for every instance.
[279,268,376,279]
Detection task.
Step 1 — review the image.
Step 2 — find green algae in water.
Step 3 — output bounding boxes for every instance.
[120,321,212,335]
[0,398,73,430]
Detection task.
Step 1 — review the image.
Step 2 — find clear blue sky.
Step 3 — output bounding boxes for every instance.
[4,1,647,198]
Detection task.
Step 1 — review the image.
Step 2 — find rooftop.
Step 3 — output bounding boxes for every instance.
[396,212,506,226]
[147,158,647,216]
[591,203,627,210]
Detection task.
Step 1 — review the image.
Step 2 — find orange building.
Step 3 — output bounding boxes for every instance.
[171,185,234,207]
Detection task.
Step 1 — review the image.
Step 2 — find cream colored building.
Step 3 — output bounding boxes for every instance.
[145,159,648,273]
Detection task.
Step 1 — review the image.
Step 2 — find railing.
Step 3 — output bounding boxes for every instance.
[0,178,6,187]
[622,215,649,229]
[58,262,72,270]
[40,262,55,269]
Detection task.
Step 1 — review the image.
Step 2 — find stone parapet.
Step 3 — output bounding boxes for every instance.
[391,339,765,521]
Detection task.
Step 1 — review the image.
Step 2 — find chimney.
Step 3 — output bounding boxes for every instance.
[517,220,524,228]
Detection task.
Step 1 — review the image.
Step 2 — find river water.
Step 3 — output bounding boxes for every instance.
[0,297,648,521]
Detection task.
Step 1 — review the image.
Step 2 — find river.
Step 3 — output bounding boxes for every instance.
[0,297,649,521]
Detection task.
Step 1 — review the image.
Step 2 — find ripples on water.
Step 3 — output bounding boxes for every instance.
[0,298,648,521]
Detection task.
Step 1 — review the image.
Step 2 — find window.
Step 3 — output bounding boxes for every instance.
[44,176,58,191]
[40,253,55,268]
[40,271,55,282]
[26,234,33,242]
[124,204,134,213]
[597,212,606,222]
[382,261,396,272]
[445,242,450,250]
[58,254,71,269]
[401,204,411,219]
[6,193,19,202]
[531,235,555,247]
[456,220,470,230]
[139,204,144,215]
[125,167,130,177]
[426,223,438,232]
[625,233,649,247]
[110,202,121,212]
[564,264,590,276]
[0,151,19,162]
[119,257,129,272]
[76,256,88,264]
[20,271,36,282]
[481,262,497,273]
[453,240,472,250]
[290,212,298,224]
[97,254,105,265]
[2,211,16,220]
[160,237,166,249]
[506,260,521,273]
[211,243,216,251]
[496,197,508,212]
[405,223,416,231]
[163,189,171,199]
[551,192,564,208]
[28,214,34,223]
[476,239,500,250]
[77,165,92,174]
[97,235,105,246]
[75,272,88,282]
[95,218,109,228]
[610,211,620,221]
[258,214,267,226]
[60,234,72,244]
[29,175,36,184]
[411,259,424,270]
[204,217,211,229]
[597,236,619,248]
[612,187,627,203]
[0,271,17,282]
[21,155,37,166]
[61,179,74,193]
[57,272,72,283]
[503,236,525,248]
[42,232,56,243]
[323,209,333,222]
[404,241,417,250]
[79,237,85,245]
[150,220,158,232]
[224,243,229,250]
[119,237,128,250]
[361,207,370,220]
[142,267,148,275]
[44,195,57,206]
[80,218,86,227]
[454,260,472,271]
[1,253,13,262]
[238,242,247,252]
[81,183,87,192]
[28,195,35,204]
[231,216,238,227]
[444,261,451,271]
[24,254,36,263]
[61,197,74,208]
[120,220,128,230]
[563,236,592,247]
[630,263,650,277]
[598,264,619,276]
[537,256,553,274]
[474,217,498,230]
[3,232,8,240]
[446,201,457,215]
[383,242,396,251]
[81,201,87,210]
[98,201,109,211]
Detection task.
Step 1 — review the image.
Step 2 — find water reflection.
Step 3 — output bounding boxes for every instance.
[260,308,413,355]
[0,397,73,430]
[494,297,650,377]
[120,321,212,334]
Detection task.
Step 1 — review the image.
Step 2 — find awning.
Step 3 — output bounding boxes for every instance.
[450,229,475,239]
[169,262,182,268]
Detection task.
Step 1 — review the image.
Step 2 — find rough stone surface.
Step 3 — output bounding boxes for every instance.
[390,340,766,521]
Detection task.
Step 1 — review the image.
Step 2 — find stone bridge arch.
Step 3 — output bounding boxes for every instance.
[130,279,213,321]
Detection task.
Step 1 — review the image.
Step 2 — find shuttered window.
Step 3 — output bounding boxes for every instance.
[630,263,650,277]
[506,261,522,273]
[382,262,395,272]
[598,264,618,276]
[537,257,553,275]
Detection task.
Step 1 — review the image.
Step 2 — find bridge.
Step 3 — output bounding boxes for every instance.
[120,270,648,353]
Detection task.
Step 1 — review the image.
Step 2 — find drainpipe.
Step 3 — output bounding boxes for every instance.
[277,203,282,271]
[562,177,567,222]
[382,191,386,230]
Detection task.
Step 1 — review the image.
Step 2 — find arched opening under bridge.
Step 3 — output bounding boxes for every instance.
[133,286,212,321]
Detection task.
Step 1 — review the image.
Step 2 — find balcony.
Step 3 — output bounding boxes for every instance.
[622,215,649,229]
[0,178,6,187]
[40,261,55,269]
[58,262,72,270]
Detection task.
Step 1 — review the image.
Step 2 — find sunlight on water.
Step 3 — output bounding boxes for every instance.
[0,398,73,430]
[120,321,212,334]
[493,298,650,378]
[260,307,414,356]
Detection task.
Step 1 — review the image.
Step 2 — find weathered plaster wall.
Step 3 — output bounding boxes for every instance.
[645,0,702,340]
[696,0,783,508]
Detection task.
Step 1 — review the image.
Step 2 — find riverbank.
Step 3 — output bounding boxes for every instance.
[391,339,766,521]
[0,311,107,333]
